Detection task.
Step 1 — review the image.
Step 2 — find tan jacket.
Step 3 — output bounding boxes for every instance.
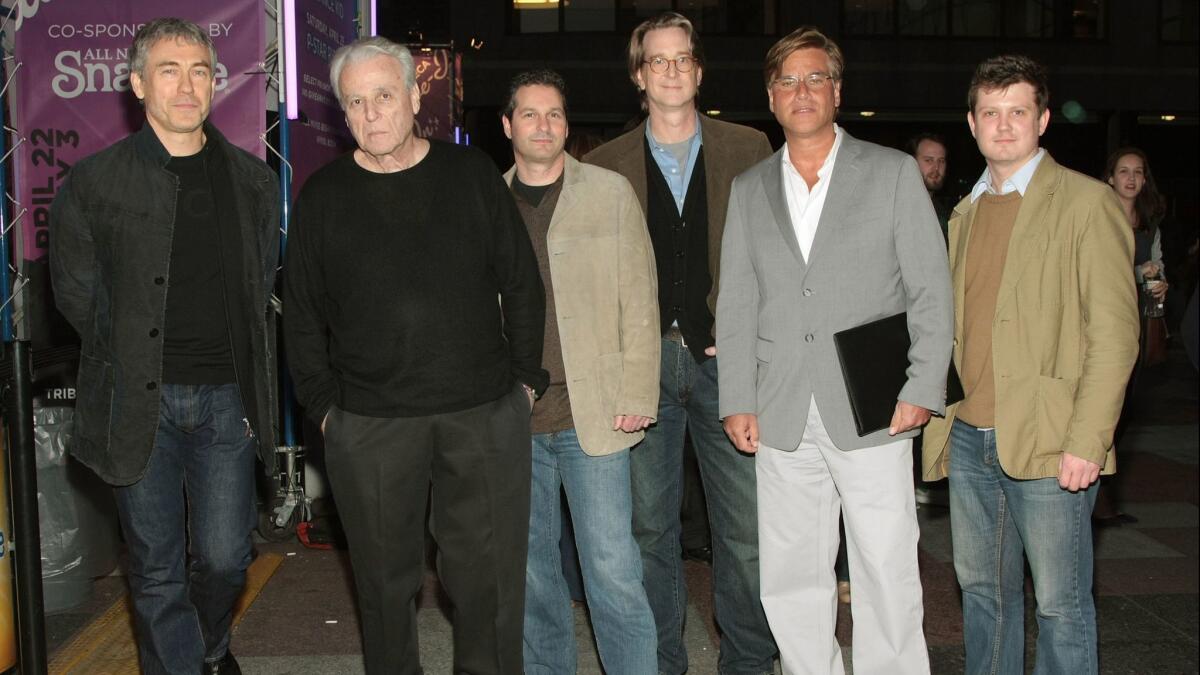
[504,155,660,456]
[923,153,1139,480]
[584,114,773,316]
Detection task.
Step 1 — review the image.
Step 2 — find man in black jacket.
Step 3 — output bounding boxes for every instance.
[50,18,280,675]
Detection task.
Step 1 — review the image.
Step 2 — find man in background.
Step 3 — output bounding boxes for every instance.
[909,131,952,238]
[585,11,777,675]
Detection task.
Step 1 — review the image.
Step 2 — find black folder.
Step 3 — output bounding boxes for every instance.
[833,312,963,437]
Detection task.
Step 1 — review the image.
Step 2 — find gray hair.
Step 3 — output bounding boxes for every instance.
[128,18,217,80]
[330,36,416,108]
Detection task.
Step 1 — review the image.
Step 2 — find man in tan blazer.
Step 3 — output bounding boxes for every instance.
[583,12,776,675]
[922,55,1139,674]
[502,69,660,673]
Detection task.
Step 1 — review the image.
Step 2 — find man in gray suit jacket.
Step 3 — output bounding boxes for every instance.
[716,27,952,675]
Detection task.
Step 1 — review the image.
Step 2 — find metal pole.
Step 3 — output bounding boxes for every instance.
[276,0,296,449]
[5,341,46,675]
[278,109,296,448]
[1,28,48,673]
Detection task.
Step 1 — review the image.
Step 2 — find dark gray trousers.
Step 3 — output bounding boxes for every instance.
[324,385,532,675]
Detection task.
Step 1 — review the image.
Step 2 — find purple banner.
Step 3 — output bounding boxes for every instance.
[288,0,358,194]
[12,0,266,264]
[413,49,462,143]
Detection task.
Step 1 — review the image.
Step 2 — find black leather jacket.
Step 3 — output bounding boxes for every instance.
[49,123,281,485]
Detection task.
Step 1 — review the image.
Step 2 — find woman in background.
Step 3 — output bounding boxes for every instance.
[1107,147,1169,308]
[1096,146,1171,525]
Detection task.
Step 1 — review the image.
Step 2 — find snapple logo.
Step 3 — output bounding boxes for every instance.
[50,52,230,99]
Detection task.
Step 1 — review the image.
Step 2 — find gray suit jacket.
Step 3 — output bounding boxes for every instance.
[716,131,953,451]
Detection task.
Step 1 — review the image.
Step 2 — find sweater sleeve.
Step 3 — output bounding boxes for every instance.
[487,165,550,395]
[282,181,338,426]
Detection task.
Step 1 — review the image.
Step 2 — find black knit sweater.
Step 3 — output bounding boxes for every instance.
[283,141,548,424]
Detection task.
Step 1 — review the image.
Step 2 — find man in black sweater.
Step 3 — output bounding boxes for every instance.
[283,36,547,675]
[50,19,279,675]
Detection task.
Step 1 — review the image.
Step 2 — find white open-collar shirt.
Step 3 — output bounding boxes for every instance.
[782,124,844,262]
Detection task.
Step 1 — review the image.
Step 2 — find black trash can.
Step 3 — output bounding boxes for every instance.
[34,360,120,614]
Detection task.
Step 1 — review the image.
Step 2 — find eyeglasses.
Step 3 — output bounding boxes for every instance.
[770,73,836,91]
[643,55,696,74]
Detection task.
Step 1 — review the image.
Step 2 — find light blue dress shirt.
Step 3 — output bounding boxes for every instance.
[645,114,703,214]
[970,148,1046,203]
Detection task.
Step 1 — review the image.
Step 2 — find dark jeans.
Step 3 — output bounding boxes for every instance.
[324,385,532,675]
[114,383,256,675]
[631,340,776,675]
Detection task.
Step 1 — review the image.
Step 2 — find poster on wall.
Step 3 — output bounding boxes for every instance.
[284,0,359,193]
[9,0,266,346]
[412,48,461,143]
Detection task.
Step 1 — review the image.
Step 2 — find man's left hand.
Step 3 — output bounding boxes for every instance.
[614,415,653,433]
[1057,452,1101,492]
[889,401,932,436]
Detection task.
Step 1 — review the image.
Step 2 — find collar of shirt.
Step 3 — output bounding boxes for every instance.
[970,148,1045,203]
[781,124,843,261]
[780,123,843,189]
[646,112,704,213]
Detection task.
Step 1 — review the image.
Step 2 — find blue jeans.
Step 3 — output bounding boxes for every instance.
[524,429,656,674]
[631,340,776,675]
[949,419,1099,675]
[114,383,257,675]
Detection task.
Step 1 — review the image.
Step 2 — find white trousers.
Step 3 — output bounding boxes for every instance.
[756,398,930,675]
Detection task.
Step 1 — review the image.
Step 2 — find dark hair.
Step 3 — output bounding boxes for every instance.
[968,54,1049,115]
[627,12,704,110]
[567,132,603,160]
[1104,146,1166,233]
[129,18,216,80]
[502,69,568,120]
[763,26,844,89]
[907,132,946,158]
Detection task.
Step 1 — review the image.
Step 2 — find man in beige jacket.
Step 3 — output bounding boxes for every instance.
[501,69,660,674]
[923,55,1139,674]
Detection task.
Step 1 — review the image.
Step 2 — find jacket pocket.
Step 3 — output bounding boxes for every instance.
[74,354,115,451]
[1036,374,1078,453]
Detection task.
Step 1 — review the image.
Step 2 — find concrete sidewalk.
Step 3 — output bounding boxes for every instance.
[46,347,1199,673]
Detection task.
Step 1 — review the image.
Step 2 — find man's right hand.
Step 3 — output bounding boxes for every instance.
[723,413,760,454]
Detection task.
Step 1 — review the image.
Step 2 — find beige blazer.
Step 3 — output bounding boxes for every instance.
[923,153,1139,480]
[584,114,773,316]
[504,155,660,456]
